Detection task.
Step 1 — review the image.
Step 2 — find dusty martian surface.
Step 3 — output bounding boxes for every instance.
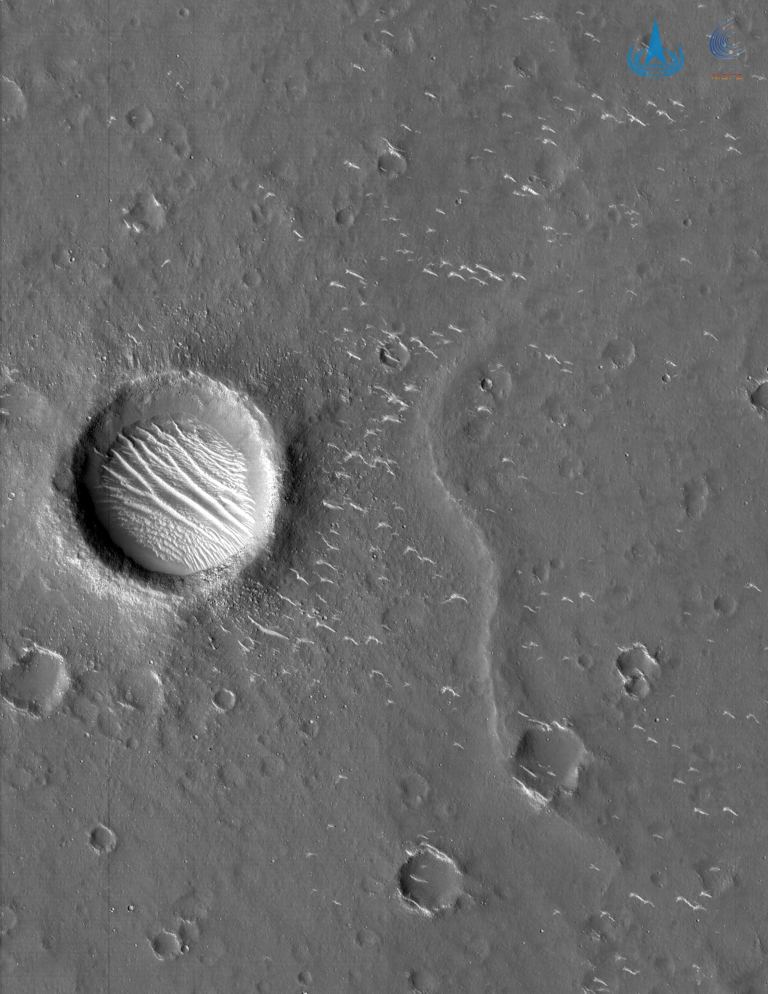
[1,2,767,992]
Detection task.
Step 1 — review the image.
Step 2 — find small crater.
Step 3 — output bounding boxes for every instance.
[178,919,199,952]
[218,759,245,789]
[52,245,74,269]
[1,76,27,123]
[259,754,285,778]
[300,717,319,738]
[543,393,570,427]
[125,106,154,133]
[151,929,183,960]
[513,54,538,79]
[171,887,213,921]
[559,455,584,480]
[355,927,379,947]
[123,191,166,233]
[378,338,410,372]
[479,368,513,400]
[683,477,709,520]
[399,771,430,810]
[89,823,117,853]
[118,667,164,714]
[335,206,355,227]
[713,593,737,617]
[382,596,426,631]
[577,652,595,671]
[213,687,237,711]
[616,643,660,698]
[398,843,464,915]
[602,338,636,369]
[378,141,407,179]
[514,723,587,798]
[1,647,70,716]
[696,858,739,898]
[0,905,18,935]
[410,968,440,993]
[164,122,190,157]
[462,413,492,443]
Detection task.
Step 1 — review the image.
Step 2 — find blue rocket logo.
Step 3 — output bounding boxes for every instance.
[627,21,685,78]
[709,18,746,60]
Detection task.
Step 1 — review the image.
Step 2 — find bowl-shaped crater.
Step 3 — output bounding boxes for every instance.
[83,372,281,576]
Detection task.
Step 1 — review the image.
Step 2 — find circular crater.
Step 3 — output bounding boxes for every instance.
[83,372,281,576]
[89,823,118,853]
[398,843,464,915]
[514,723,587,798]
[0,647,70,716]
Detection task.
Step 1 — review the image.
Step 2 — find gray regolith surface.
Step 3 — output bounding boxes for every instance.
[2,2,768,993]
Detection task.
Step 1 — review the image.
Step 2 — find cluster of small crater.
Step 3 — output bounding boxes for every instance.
[148,889,211,962]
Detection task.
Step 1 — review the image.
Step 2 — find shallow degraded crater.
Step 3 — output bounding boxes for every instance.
[514,723,587,800]
[0,646,70,716]
[398,843,464,916]
[616,643,661,699]
[80,372,282,577]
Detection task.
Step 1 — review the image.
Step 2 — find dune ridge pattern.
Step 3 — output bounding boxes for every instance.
[95,416,260,575]
[84,372,282,576]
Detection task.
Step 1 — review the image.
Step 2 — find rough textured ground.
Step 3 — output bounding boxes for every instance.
[2,2,767,992]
